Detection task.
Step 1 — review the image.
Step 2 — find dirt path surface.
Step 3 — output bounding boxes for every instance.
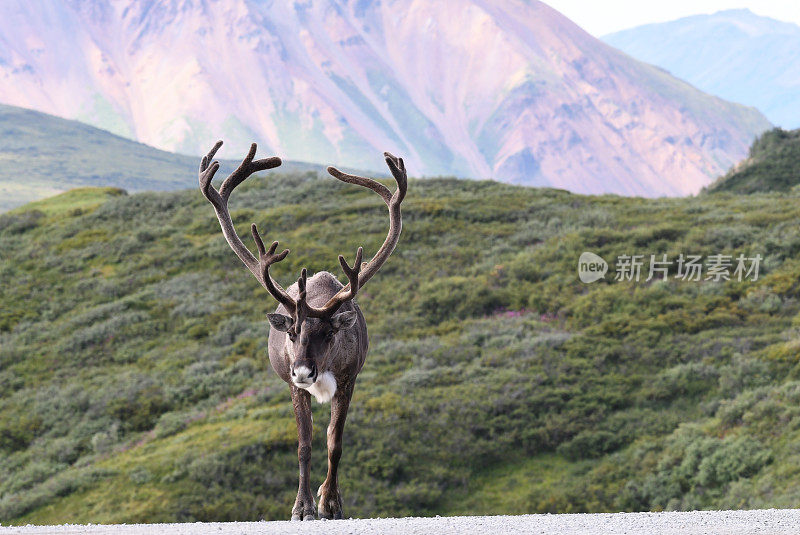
[3,509,799,534]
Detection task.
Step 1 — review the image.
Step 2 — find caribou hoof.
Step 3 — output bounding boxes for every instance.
[318,509,343,520]
[317,483,344,520]
[291,493,317,521]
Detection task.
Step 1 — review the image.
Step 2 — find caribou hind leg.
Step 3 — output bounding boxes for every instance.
[317,382,354,519]
[291,386,316,521]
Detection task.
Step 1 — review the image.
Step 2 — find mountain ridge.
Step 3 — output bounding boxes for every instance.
[0,0,771,196]
[0,102,196,211]
[603,8,800,129]
[0,102,334,212]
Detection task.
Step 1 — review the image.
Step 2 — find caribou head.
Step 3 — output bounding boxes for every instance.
[198,141,406,520]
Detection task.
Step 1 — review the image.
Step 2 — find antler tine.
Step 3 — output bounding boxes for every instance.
[305,247,363,318]
[326,167,393,204]
[251,224,296,313]
[340,246,364,286]
[291,268,310,333]
[297,268,308,300]
[199,141,224,209]
[383,152,408,204]
[325,153,406,207]
[219,142,282,201]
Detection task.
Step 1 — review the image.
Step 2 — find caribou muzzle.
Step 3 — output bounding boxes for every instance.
[292,361,317,385]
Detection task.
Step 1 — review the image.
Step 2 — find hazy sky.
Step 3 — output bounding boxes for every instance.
[545,1,800,36]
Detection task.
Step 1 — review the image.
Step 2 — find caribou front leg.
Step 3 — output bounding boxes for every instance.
[318,382,354,519]
[291,386,316,521]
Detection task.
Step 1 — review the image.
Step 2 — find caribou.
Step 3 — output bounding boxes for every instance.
[198,141,406,521]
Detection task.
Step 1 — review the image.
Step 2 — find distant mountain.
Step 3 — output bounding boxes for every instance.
[0,103,326,212]
[0,103,197,211]
[0,0,770,196]
[705,128,800,194]
[603,9,800,129]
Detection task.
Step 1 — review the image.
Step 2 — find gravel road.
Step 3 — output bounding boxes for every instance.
[3,509,799,535]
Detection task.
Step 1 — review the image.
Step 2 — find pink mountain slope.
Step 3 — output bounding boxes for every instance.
[0,0,770,196]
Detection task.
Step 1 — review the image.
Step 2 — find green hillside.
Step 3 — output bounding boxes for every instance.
[706,128,800,194]
[0,104,326,212]
[2,172,800,524]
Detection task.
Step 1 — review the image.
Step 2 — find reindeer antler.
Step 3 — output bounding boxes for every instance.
[303,153,406,318]
[200,143,406,320]
[198,141,296,312]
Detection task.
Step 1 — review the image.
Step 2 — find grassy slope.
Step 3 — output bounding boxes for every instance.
[2,172,800,523]
[706,128,800,194]
[0,104,201,212]
[0,104,328,212]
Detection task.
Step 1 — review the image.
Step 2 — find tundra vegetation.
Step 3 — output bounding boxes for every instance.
[706,127,800,194]
[1,131,800,522]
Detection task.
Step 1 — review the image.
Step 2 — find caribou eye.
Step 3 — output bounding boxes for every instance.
[325,332,335,341]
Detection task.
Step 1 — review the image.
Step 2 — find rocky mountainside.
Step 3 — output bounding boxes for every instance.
[0,0,770,196]
[604,9,800,129]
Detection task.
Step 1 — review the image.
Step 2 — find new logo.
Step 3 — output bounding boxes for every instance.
[578,252,608,283]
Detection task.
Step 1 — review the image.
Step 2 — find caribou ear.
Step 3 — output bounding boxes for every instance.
[267,313,294,332]
[330,310,358,331]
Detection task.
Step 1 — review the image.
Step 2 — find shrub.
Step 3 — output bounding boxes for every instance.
[558,430,622,460]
